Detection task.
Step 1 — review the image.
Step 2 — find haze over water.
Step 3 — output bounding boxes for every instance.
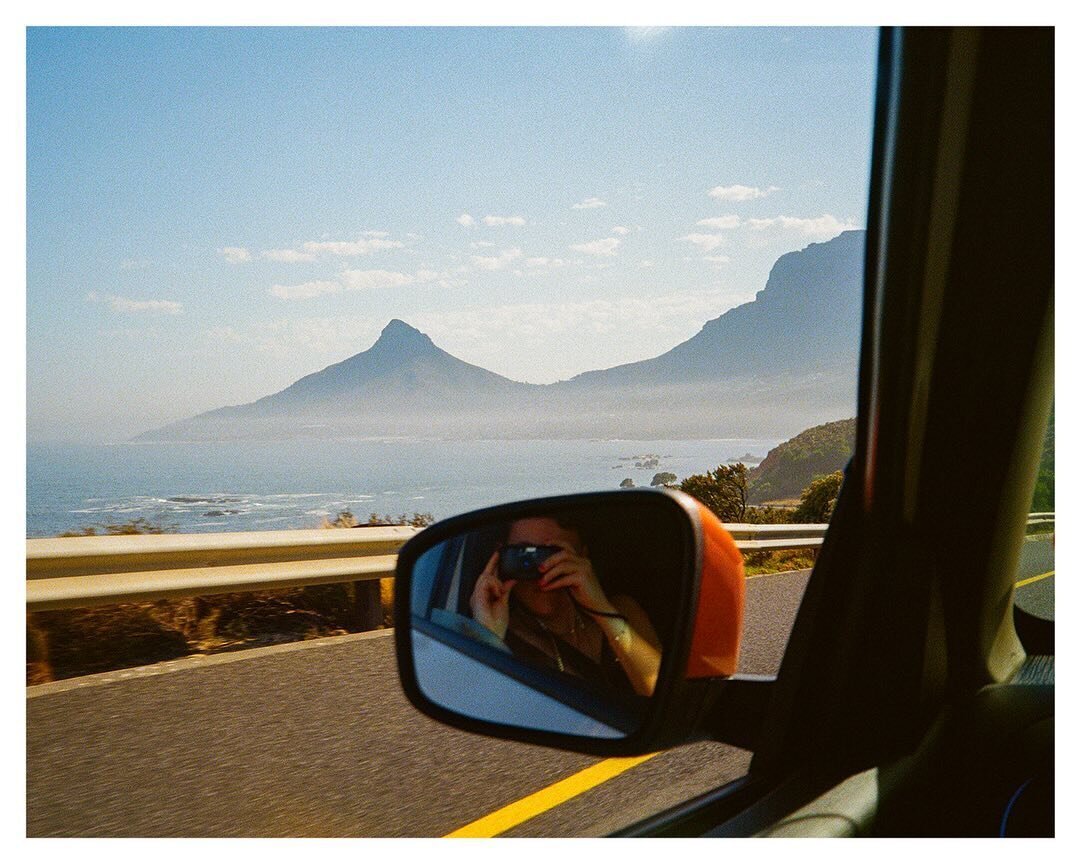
[27,438,778,538]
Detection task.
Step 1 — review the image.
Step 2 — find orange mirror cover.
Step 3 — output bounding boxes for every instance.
[685,502,746,678]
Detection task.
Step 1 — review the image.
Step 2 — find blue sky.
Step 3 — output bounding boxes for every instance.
[27,26,878,442]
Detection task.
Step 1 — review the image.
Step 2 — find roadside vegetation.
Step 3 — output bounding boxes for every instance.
[672,464,840,579]
[675,402,1054,571]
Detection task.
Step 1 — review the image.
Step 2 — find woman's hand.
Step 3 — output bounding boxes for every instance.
[539,544,663,697]
[536,543,616,615]
[469,551,515,640]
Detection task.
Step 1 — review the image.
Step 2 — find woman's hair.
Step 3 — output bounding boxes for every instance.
[504,512,590,552]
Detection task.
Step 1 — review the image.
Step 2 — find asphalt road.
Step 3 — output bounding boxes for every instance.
[1015,533,1055,621]
[26,568,809,838]
[27,535,1052,837]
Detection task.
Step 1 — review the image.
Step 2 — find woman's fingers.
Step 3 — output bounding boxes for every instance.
[539,573,578,592]
[537,549,570,572]
[538,559,580,586]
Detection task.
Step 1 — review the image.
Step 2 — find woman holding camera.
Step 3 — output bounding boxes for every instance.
[469,516,662,697]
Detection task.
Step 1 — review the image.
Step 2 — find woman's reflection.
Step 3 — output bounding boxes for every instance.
[469,516,662,696]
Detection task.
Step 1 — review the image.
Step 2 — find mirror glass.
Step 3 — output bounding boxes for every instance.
[408,496,690,738]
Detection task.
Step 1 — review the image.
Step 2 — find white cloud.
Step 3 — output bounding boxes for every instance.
[572,197,607,210]
[680,232,727,251]
[269,280,342,300]
[524,257,569,268]
[482,215,527,227]
[219,247,251,263]
[705,255,732,266]
[456,213,475,227]
[611,226,631,235]
[340,269,416,291]
[471,248,523,271]
[86,292,182,315]
[696,215,742,230]
[364,230,390,238]
[302,238,404,257]
[707,184,780,202]
[569,237,621,256]
[746,214,860,238]
[262,248,317,263]
[639,260,655,268]
[470,241,495,249]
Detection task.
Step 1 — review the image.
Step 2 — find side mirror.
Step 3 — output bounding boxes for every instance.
[394,488,748,756]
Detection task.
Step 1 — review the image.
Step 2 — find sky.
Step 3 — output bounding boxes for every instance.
[26,26,878,443]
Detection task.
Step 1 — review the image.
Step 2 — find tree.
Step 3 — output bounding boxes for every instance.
[678,463,749,522]
[792,471,844,523]
[650,472,677,487]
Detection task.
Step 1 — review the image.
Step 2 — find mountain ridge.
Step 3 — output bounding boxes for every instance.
[136,231,866,442]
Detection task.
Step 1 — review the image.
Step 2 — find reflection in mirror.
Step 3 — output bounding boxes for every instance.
[408,499,689,738]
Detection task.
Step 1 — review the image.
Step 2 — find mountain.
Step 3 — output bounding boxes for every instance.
[137,231,866,442]
[246,318,535,413]
[536,230,864,438]
[138,319,542,441]
[563,229,864,387]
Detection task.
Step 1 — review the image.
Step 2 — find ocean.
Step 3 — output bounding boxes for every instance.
[25,438,778,538]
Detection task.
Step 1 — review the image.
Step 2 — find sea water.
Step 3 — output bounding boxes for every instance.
[25,438,778,538]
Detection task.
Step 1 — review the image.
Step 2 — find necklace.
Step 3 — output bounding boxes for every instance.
[536,618,565,672]
[533,603,586,673]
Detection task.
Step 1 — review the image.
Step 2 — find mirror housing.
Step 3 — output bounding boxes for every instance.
[394,488,750,756]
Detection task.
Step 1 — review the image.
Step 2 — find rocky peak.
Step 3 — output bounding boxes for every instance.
[370,319,436,354]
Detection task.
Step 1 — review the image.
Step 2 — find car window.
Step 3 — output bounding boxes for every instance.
[1014,402,1054,650]
[26,26,880,836]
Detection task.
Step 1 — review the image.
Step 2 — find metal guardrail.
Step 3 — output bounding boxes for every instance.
[26,527,419,612]
[25,515,1052,612]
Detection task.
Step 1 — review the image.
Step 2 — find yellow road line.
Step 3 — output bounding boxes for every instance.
[444,752,659,838]
[1016,570,1054,588]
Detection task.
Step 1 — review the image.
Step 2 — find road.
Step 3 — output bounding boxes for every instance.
[26,566,808,838]
[26,534,1053,837]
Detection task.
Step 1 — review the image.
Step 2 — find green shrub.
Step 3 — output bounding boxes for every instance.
[678,463,749,522]
[792,471,844,523]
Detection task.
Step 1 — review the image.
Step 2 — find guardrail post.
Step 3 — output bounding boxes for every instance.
[351,580,384,631]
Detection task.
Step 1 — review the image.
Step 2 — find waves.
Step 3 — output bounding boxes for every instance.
[65,491,381,533]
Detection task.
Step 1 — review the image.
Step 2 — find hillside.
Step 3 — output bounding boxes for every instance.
[747,418,856,503]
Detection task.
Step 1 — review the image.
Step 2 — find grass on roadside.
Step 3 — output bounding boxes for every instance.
[742,548,818,577]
